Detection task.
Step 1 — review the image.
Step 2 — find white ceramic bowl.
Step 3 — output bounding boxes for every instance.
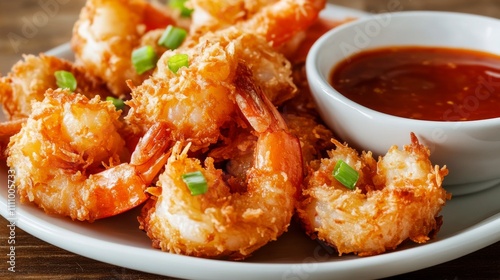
[306,11,500,195]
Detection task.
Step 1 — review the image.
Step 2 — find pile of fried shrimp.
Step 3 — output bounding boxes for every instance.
[0,0,451,260]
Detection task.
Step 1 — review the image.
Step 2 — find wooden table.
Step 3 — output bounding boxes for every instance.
[1,0,499,279]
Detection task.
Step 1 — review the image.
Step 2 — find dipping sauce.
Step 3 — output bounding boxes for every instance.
[330,46,500,121]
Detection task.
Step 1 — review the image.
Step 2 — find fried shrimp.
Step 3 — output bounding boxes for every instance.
[0,54,109,120]
[189,0,326,47]
[0,118,26,159]
[296,134,450,256]
[7,90,171,221]
[283,113,335,170]
[126,27,296,149]
[281,62,336,169]
[71,0,177,96]
[138,63,303,259]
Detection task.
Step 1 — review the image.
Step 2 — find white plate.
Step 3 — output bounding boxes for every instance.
[1,5,500,280]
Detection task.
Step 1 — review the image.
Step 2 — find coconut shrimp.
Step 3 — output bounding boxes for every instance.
[7,90,171,221]
[71,0,179,96]
[138,63,303,259]
[126,27,296,149]
[0,54,110,120]
[296,134,450,256]
[205,112,331,193]
[189,0,326,48]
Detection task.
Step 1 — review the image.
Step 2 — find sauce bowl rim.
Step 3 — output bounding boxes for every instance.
[306,10,500,127]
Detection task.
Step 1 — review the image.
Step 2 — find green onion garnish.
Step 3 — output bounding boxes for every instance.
[158,25,187,50]
[333,159,359,190]
[168,53,189,74]
[182,170,208,195]
[106,96,125,110]
[54,70,77,91]
[169,0,193,18]
[131,45,158,74]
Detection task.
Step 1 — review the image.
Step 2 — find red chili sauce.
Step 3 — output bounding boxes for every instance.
[330,46,500,121]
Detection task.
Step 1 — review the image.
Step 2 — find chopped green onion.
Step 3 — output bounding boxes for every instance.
[131,46,158,74]
[158,25,187,50]
[54,70,77,91]
[169,0,193,18]
[182,170,208,195]
[106,96,125,110]
[168,53,189,74]
[333,159,359,190]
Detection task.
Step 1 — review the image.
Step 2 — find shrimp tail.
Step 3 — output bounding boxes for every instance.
[91,122,171,220]
[233,61,304,191]
[132,122,172,183]
[233,61,288,133]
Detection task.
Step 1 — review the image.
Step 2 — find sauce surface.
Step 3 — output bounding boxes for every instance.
[330,46,500,121]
